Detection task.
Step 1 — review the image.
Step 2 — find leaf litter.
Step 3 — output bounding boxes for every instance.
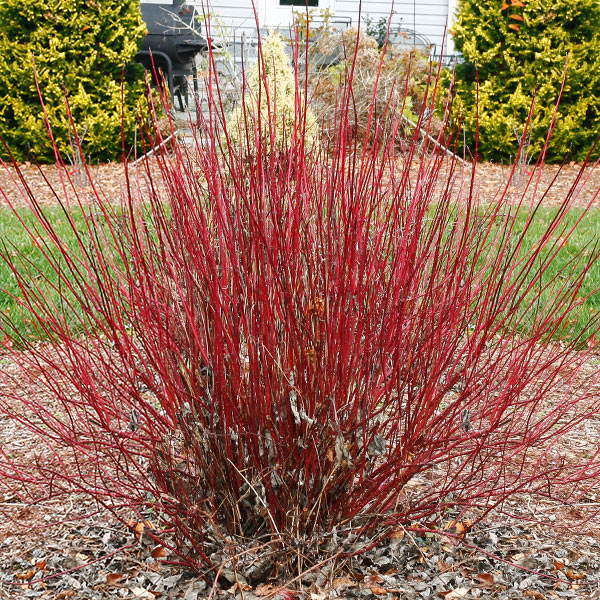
[1,506,600,599]
[0,345,599,598]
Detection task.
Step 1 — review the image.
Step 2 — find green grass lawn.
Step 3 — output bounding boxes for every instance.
[0,204,598,345]
[510,206,600,344]
[0,205,91,342]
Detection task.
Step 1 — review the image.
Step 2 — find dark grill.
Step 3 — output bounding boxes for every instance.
[136,0,208,110]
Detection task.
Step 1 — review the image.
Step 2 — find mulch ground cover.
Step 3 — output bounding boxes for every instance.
[1,157,600,599]
[1,158,600,211]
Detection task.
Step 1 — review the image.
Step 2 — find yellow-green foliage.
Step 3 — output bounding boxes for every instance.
[226,32,318,153]
[0,0,146,163]
[451,0,600,162]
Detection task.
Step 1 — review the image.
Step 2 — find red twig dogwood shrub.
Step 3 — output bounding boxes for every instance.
[1,29,600,581]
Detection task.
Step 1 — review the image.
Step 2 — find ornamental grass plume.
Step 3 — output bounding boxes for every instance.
[0,25,600,586]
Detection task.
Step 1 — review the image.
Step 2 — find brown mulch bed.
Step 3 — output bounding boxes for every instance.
[1,157,600,211]
[461,161,600,208]
[1,344,600,599]
[0,159,166,211]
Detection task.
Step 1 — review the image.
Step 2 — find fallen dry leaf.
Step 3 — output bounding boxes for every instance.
[128,587,154,600]
[106,573,124,585]
[370,586,388,595]
[476,573,494,586]
[255,584,277,597]
[128,519,145,537]
[151,544,167,559]
[332,576,356,589]
[127,519,154,540]
[443,519,472,535]
[441,588,469,599]
[227,581,252,593]
[438,558,454,572]
[364,573,383,585]
[523,591,545,599]
[565,569,586,581]
[369,584,406,595]
[257,585,297,599]
[553,558,565,571]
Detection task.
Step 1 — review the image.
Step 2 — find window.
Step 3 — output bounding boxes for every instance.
[279,0,319,5]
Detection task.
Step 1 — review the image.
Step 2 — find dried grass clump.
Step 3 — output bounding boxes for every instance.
[308,27,442,144]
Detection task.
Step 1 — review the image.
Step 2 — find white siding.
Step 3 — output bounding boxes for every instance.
[200,0,259,43]
[195,0,261,70]
[197,0,457,64]
[335,0,453,54]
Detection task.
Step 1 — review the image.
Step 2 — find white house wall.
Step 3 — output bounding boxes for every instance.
[198,0,456,65]
[201,0,260,45]
[334,0,454,54]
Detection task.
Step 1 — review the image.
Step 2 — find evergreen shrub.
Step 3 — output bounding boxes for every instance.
[226,31,319,155]
[450,0,600,161]
[0,0,146,162]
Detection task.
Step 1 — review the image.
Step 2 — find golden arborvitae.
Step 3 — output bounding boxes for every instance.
[0,0,146,162]
[225,31,319,154]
